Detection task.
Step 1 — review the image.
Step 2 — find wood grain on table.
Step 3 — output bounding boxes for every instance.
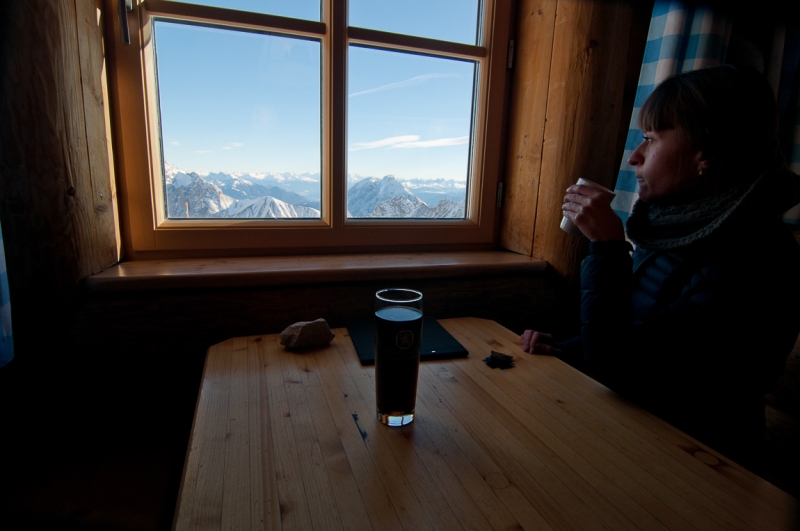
[173,318,798,530]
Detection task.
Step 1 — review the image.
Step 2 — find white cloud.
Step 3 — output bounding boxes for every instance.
[349,135,419,151]
[231,142,244,147]
[349,73,459,98]
[391,136,469,149]
[170,141,181,146]
[349,135,469,151]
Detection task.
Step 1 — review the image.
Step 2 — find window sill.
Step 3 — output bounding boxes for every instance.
[85,251,547,293]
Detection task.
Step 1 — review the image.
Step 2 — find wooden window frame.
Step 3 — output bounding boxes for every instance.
[105,0,513,259]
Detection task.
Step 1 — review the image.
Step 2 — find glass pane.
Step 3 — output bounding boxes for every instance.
[153,21,322,219]
[347,46,476,219]
[165,0,321,21]
[349,0,481,45]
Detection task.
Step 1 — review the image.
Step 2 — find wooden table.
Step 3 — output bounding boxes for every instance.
[173,318,798,530]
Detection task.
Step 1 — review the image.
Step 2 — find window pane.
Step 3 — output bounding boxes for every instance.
[153,21,322,219]
[164,0,321,21]
[349,0,481,45]
[347,46,476,219]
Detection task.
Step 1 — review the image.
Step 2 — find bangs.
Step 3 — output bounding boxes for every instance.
[637,84,680,133]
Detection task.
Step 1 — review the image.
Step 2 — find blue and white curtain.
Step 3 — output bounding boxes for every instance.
[611,1,732,223]
[612,1,800,226]
[0,222,13,368]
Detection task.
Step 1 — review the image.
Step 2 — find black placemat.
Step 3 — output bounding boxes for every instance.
[347,317,469,366]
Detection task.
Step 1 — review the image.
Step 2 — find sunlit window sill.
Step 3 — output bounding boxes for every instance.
[85,251,548,293]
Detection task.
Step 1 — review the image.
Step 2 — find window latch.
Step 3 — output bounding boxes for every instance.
[118,0,133,45]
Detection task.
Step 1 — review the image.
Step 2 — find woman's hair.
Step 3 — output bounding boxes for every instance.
[638,65,779,183]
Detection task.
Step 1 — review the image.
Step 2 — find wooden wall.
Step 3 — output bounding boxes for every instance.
[501,0,652,278]
[0,2,123,525]
[0,0,119,360]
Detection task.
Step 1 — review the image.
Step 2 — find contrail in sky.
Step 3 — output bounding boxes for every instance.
[348,73,458,98]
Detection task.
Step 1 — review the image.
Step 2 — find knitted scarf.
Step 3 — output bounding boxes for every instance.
[626,163,800,251]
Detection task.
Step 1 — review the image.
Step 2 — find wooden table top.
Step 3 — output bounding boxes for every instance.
[173,317,798,530]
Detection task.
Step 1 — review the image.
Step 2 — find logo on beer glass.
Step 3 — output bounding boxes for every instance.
[396,330,414,349]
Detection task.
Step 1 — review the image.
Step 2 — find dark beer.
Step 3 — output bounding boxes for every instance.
[374,305,423,424]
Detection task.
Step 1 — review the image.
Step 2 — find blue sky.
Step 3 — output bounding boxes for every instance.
[154,0,480,181]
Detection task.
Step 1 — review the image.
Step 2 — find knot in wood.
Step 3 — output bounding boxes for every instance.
[693,451,720,466]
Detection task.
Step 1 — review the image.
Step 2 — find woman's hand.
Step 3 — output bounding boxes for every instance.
[562,184,626,241]
[520,330,562,355]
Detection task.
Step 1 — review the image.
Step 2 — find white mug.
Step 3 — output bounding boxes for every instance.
[560,177,616,238]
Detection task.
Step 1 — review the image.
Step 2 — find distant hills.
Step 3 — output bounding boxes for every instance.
[164,162,466,219]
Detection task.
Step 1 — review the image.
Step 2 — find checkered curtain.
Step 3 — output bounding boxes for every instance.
[0,222,13,368]
[611,1,732,222]
[612,1,800,226]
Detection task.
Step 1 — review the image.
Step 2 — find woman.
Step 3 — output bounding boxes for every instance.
[521,65,800,464]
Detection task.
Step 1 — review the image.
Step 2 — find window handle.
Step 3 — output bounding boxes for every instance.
[118,0,133,45]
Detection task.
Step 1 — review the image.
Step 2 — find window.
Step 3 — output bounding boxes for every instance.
[107,0,512,257]
[153,21,323,220]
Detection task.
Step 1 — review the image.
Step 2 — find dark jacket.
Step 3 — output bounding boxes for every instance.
[560,215,800,462]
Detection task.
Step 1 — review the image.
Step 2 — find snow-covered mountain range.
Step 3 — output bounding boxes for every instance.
[346,176,465,218]
[164,162,466,219]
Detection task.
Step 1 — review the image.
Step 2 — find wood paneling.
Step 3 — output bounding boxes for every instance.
[501,0,558,256]
[501,0,650,278]
[75,269,579,357]
[0,0,119,352]
[534,0,635,277]
[77,0,122,268]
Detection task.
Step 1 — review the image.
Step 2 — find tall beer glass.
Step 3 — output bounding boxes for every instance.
[374,288,423,426]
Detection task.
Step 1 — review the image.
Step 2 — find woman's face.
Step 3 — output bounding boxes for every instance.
[627,128,706,203]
